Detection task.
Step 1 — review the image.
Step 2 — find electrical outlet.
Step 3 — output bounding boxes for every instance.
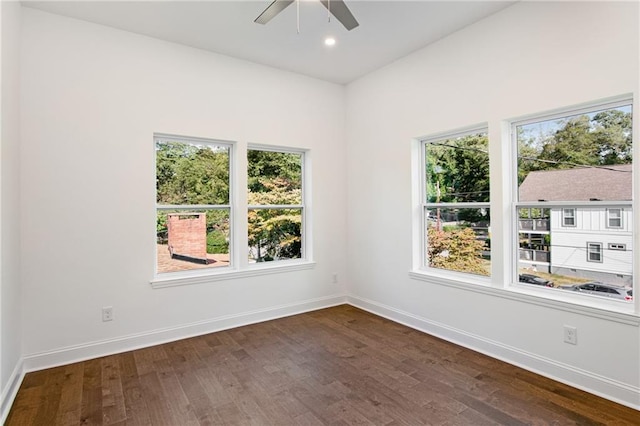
[102,306,113,322]
[563,325,577,345]
[332,273,338,284]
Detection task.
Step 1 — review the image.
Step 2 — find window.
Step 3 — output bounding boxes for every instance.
[413,97,634,311]
[422,128,490,276]
[514,99,632,298]
[608,243,626,251]
[154,136,312,284]
[247,148,304,263]
[562,208,576,227]
[607,208,623,228]
[155,135,231,275]
[587,242,603,263]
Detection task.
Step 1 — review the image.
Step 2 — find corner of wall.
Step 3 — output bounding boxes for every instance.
[0,358,24,424]
[1,0,23,419]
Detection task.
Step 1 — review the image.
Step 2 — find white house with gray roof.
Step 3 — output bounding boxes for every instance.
[519,164,632,285]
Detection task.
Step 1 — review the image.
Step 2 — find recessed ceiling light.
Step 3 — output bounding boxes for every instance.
[324,37,336,47]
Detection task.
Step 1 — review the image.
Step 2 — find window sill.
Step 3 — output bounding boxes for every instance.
[409,270,639,326]
[151,260,316,289]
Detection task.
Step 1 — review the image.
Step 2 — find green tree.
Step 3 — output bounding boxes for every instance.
[538,115,597,168]
[248,179,302,261]
[426,133,489,204]
[519,108,632,176]
[247,151,303,261]
[426,133,490,223]
[248,150,301,195]
[156,141,229,205]
[156,141,230,254]
[592,109,632,164]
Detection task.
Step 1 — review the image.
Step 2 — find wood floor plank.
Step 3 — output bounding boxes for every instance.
[6,305,639,425]
[153,358,200,426]
[101,355,127,425]
[79,358,104,425]
[136,371,173,425]
[54,362,85,425]
[117,352,151,426]
[4,385,43,426]
[30,365,67,425]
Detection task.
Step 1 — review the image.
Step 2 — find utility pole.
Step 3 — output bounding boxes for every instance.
[436,180,441,231]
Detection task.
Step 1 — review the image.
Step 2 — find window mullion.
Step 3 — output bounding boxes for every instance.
[157,204,230,210]
[235,142,249,269]
[248,204,303,209]
[424,202,490,209]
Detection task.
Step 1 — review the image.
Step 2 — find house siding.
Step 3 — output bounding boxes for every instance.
[550,207,632,284]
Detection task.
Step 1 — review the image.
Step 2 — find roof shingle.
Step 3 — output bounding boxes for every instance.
[519,164,632,201]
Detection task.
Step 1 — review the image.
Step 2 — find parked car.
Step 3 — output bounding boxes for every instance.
[558,282,633,301]
[519,273,554,287]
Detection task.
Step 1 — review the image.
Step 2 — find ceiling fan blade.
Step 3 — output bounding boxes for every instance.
[320,0,359,31]
[255,0,295,25]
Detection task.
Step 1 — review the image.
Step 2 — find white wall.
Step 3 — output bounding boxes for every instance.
[0,0,23,420]
[346,1,640,408]
[19,8,347,367]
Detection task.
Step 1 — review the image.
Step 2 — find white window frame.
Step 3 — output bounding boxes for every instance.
[587,242,603,263]
[607,208,623,229]
[247,144,309,265]
[151,137,314,289]
[562,208,576,227]
[418,125,491,279]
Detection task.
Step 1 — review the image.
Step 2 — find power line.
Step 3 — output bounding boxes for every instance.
[428,141,632,173]
[518,156,631,173]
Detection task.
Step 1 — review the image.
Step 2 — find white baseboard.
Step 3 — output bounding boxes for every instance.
[347,295,640,411]
[23,294,347,373]
[1,357,25,425]
[15,294,640,413]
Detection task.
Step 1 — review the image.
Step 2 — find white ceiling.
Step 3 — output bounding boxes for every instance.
[23,0,515,84]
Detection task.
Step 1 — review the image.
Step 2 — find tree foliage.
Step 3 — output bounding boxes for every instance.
[426,133,490,204]
[426,133,490,224]
[156,141,230,254]
[427,228,488,276]
[155,143,303,260]
[156,141,229,205]
[248,151,303,261]
[248,150,301,195]
[248,178,302,261]
[518,108,632,182]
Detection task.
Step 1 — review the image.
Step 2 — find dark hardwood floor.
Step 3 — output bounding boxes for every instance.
[6,305,639,425]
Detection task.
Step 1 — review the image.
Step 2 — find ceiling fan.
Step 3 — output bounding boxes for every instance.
[255,0,359,31]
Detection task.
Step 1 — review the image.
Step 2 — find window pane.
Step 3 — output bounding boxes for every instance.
[156,140,230,205]
[562,208,575,226]
[518,207,551,268]
[248,150,302,205]
[608,208,622,228]
[517,205,633,300]
[425,132,489,203]
[517,105,632,203]
[248,208,302,262]
[587,243,602,262]
[516,103,633,301]
[425,208,490,276]
[157,209,230,274]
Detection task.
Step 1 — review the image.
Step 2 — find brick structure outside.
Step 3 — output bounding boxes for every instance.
[167,212,207,262]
